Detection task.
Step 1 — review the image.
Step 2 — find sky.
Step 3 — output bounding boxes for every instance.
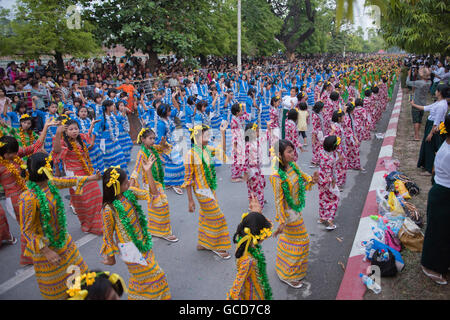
[0,0,376,38]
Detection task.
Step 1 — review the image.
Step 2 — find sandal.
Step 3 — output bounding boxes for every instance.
[162,235,179,243]
[212,250,231,260]
[421,266,447,285]
[317,219,327,224]
[326,222,337,230]
[231,178,243,183]
[172,187,183,195]
[279,277,303,289]
[6,234,17,245]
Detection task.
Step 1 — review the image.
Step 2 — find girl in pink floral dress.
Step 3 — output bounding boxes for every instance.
[353,98,371,142]
[330,110,348,189]
[230,102,250,182]
[318,135,340,230]
[284,109,303,162]
[267,96,282,150]
[243,123,266,210]
[343,102,365,172]
[310,101,325,167]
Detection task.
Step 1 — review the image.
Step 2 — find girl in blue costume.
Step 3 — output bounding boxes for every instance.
[156,103,185,195]
[259,81,273,130]
[2,100,28,129]
[93,100,128,173]
[114,100,133,164]
[31,99,59,153]
[197,77,209,101]
[74,105,104,172]
[238,74,249,104]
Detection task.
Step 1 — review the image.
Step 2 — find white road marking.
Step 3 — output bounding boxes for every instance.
[0,234,98,296]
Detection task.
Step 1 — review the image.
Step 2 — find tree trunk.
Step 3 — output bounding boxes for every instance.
[146,45,159,72]
[54,51,65,75]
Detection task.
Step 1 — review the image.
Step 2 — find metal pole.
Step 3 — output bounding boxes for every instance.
[237,0,242,72]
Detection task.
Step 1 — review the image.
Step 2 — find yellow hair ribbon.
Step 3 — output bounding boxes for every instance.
[439,122,447,135]
[335,136,341,146]
[108,273,128,294]
[189,125,204,145]
[241,212,249,220]
[337,109,343,114]
[252,123,258,131]
[236,226,273,257]
[37,154,53,179]
[107,168,121,196]
[0,142,6,148]
[136,128,147,143]
[20,114,31,120]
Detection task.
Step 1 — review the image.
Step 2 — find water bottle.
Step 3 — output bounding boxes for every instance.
[372,227,384,242]
[361,240,376,261]
[359,273,381,294]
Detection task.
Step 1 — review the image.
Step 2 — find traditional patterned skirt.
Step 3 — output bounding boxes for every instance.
[99,138,128,174]
[69,180,103,235]
[147,191,172,238]
[318,184,339,221]
[417,120,444,174]
[276,216,309,281]
[126,249,171,300]
[118,130,133,164]
[31,235,88,300]
[12,193,34,265]
[421,183,450,274]
[246,167,266,210]
[0,203,11,245]
[87,143,105,173]
[162,148,185,187]
[194,191,231,251]
[345,139,361,170]
[336,155,348,187]
[311,133,323,165]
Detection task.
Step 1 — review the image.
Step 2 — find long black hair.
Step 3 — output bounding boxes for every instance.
[233,212,272,259]
[102,100,115,131]
[312,101,324,114]
[61,119,86,151]
[190,124,210,145]
[80,270,125,300]
[0,135,19,157]
[27,152,53,182]
[274,139,295,171]
[323,135,338,152]
[102,167,128,205]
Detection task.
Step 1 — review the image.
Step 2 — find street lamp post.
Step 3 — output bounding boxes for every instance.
[237,0,242,72]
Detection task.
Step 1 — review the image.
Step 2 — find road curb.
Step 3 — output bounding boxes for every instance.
[336,87,403,300]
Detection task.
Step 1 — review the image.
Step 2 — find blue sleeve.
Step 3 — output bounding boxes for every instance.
[170,107,178,119]
[245,99,252,114]
[155,121,166,144]
[94,118,103,136]
[31,109,46,122]
[194,113,203,126]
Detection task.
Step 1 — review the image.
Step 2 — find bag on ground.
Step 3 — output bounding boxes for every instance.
[398,217,424,252]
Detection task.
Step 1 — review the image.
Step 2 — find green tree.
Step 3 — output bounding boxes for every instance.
[379,0,450,55]
[0,0,101,73]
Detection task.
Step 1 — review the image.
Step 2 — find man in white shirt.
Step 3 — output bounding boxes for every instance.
[431,61,445,94]
[281,86,298,139]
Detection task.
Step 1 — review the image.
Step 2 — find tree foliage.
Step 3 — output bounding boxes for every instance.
[0,0,101,72]
[378,0,450,55]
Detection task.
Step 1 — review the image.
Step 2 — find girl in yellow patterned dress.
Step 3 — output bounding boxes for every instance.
[270,139,319,288]
[227,196,273,300]
[18,152,101,299]
[182,123,232,259]
[100,163,171,300]
[130,128,178,242]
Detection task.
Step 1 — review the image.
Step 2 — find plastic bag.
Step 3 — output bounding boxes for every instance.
[388,192,405,216]
[365,239,405,272]
[376,188,390,216]
[394,180,411,199]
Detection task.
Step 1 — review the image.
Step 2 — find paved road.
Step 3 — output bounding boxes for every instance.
[0,85,397,300]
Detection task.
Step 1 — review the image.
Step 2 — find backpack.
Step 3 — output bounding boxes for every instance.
[371,249,398,277]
